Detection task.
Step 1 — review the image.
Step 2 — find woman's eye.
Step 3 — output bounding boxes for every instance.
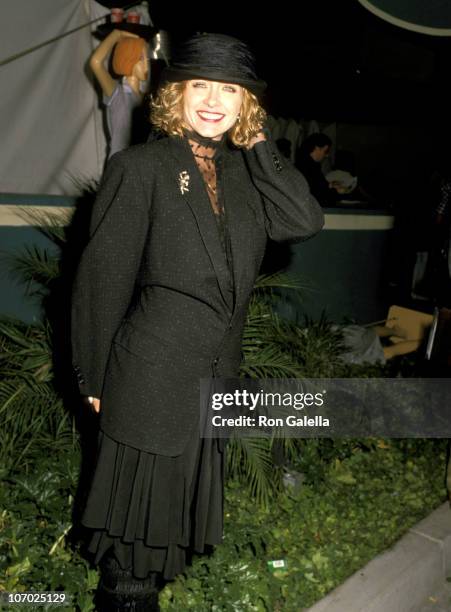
[223,86,236,92]
[193,82,207,88]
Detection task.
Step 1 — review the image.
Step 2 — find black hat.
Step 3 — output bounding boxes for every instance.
[161,33,267,96]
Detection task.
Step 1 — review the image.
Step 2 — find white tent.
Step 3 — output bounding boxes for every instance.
[0,1,124,195]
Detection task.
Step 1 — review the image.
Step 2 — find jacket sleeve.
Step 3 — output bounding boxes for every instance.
[243,130,324,242]
[71,152,150,397]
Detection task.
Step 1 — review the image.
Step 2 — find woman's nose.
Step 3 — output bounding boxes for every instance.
[205,86,219,106]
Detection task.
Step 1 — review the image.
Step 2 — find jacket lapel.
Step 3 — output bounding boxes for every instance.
[168,136,234,312]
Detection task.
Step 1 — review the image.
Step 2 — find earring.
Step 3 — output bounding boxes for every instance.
[236,114,241,122]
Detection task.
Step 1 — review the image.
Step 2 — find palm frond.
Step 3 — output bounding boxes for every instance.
[253,271,307,292]
[0,319,53,382]
[0,245,60,290]
[226,436,280,506]
[240,346,303,378]
[16,207,73,247]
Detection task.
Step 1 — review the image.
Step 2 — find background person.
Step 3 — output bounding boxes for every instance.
[296,132,344,206]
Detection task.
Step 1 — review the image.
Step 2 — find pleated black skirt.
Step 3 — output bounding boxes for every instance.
[81,426,225,580]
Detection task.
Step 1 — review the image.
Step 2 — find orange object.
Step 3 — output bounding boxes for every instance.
[112,37,146,76]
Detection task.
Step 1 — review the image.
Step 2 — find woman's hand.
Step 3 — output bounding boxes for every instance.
[247,130,267,149]
[84,396,101,413]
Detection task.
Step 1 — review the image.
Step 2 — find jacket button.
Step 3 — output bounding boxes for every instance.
[213,357,219,366]
[272,153,283,172]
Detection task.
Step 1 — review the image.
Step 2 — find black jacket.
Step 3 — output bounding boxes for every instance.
[71,133,324,456]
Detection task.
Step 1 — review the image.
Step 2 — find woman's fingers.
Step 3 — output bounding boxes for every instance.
[83,396,101,413]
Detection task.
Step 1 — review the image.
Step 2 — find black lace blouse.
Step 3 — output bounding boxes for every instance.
[185,129,234,286]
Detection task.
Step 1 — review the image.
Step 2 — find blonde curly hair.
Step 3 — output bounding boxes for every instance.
[150,81,267,148]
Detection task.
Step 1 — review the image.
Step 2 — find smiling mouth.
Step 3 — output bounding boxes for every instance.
[197,111,225,123]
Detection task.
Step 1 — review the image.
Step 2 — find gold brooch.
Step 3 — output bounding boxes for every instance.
[179,170,190,194]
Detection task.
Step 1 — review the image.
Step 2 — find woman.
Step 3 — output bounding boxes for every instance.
[71,33,324,610]
[89,29,149,158]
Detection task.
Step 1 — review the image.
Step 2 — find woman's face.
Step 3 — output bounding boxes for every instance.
[182,79,244,140]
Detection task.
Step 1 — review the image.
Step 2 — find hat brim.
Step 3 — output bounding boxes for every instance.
[161,66,267,96]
